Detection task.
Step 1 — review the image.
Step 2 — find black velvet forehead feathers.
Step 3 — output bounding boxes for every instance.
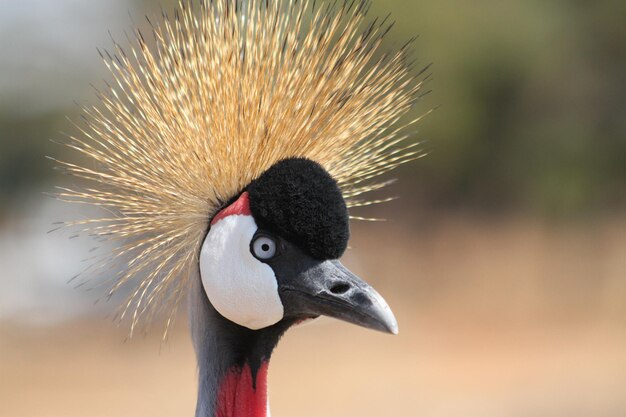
[246,158,349,260]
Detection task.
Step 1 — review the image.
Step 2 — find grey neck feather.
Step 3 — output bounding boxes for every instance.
[189,275,225,417]
[189,273,290,417]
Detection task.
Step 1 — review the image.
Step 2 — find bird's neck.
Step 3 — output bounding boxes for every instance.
[189,276,291,417]
[213,361,270,417]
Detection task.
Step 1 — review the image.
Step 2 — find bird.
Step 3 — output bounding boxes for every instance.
[55,0,427,416]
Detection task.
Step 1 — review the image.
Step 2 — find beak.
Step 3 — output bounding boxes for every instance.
[279,260,398,335]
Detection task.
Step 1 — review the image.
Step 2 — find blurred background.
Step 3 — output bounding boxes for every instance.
[1,0,625,416]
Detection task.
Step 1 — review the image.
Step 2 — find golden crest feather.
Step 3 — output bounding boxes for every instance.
[55,0,428,335]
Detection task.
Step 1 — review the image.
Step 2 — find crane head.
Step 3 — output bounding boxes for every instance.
[199,158,398,335]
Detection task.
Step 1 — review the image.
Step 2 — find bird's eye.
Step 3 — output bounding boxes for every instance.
[251,235,277,260]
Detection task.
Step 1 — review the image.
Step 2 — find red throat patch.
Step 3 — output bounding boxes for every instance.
[211,192,252,226]
[215,362,269,417]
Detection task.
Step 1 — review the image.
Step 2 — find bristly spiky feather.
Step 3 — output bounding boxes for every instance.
[54,0,428,336]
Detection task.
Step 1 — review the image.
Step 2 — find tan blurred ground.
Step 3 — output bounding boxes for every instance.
[2,215,625,417]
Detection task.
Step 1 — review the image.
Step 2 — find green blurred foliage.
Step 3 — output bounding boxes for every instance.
[0,111,63,214]
[0,0,624,217]
[378,0,626,215]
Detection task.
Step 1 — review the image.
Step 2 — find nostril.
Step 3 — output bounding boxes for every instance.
[329,282,350,295]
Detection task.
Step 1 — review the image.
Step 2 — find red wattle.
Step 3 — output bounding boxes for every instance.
[215,361,269,417]
[211,192,252,226]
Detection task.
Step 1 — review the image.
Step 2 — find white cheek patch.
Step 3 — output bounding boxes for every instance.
[199,215,284,330]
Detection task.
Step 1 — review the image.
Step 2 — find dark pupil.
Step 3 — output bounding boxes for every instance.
[261,243,270,252]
